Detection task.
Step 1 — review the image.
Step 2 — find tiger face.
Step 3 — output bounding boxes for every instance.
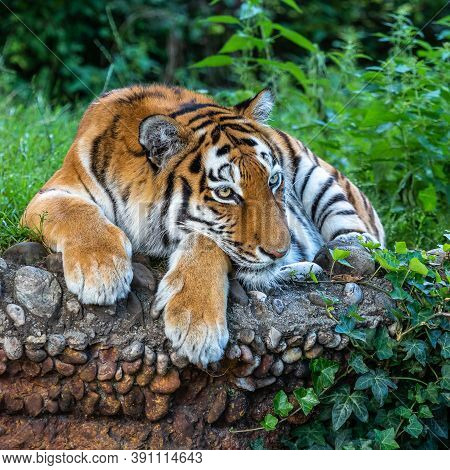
[138,90,291,279]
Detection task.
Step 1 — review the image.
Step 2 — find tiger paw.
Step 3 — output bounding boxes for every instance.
[153,272,229,367]
[62,228,133,305]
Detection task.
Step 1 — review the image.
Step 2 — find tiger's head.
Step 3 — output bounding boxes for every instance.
[138,89,291,286]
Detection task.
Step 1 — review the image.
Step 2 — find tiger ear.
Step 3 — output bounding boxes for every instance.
[139,115,188,167]
[234,89,274,123]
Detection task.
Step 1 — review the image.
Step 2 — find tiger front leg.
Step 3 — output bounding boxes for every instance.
[152,233,231,367]
[22,191,133,305]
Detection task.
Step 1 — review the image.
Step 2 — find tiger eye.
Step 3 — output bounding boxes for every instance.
[269,173,281,187]
[217,187,232,198]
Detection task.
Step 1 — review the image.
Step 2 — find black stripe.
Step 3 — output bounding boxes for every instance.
[217,144,230,156]
[161,172,175,218]
[298,166,316,199]
[189,153,202,174]
[178,177,193,222]
[330,228,364,240]
[334,209,357,217]
[188,110,225,125]
[169,103,226,119]
[310,176,334,223]
[193,119,214,131]
[211,125,221,144]
[317,193,348,230]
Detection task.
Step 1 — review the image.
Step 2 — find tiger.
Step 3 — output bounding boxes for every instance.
[22,84,384,366]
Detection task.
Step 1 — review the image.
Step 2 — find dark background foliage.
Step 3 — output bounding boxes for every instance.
[1,0,446,100]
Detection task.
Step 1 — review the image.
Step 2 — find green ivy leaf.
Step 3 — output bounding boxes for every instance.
[291,422,327,448]
[395,406,412,418]
[374,327,394,360]
[418,184,437,213]
[402,339,427,366]
[418,405,433,419]
[395,241,408,254]
[293,387,319,415]
[249,437,265,450]
[332,399,353,431]
[355,369,397,405]
[273,390,294,417]
[409,257,428,276]
[335,317,367,342]
[310,358,339,394]
[349,353,369,374]
[330,248,353,267]
[261,413,278,431]
[374,428,400,450]
[405,415,423,438]
[349,391,369,423]
[441,364,450,390]
[438,332,450,359]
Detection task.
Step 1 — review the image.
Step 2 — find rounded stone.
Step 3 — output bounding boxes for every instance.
[253,354,274,378]
[326,334,342,349]
[46,334,66,356]
[251,336,267,355]
[156,353,170,376]
[3,242,47,265]
[131,262,157,293]
[255,377,276,388]
[233,355,261,377]
[115,374,134,395]
[99,395,121,416]
[6,304,25,327]
[60,347,88,365]
[270,359,284,377]
[307,292,327,307]
[266,327,282,350]
[318,331,334,346]
[65,299,81,316]
[336,335,350,350]
[304,344,324,359]
[3,336,23,360]
[170,351,189,368]
[121,340,144,361]
[54,359,75,377]
[24,393,43,417]
[226,343,241,360]
[127,291,143,317]
[144,346,155,366]
[232,376,256,392]
[121,386,144,417]
[65,330,88,350]
[79,362,97,382]
[272,298,284,314]
[144,390,170,421]
[237,328,255,345]
[229,279,249,306]
[45,253,63,273]
[304,331,317,351]
[150,369,180,394]
[97,361,116,381]
[206,386,227,424]
[282,347,303,364]
[343,283,363,305]
[248,290,267,302]
[122,358,142,375]
[25,348,47,362]
[14,266,62,319]
[239,345,253,363]
[136,365,155,387]
[81,392,100,415]
[25,335,47,350]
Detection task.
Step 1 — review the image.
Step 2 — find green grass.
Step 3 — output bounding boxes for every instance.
[0,94,80,249]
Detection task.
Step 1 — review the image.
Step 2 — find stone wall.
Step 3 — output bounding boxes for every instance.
[0,242,394,449]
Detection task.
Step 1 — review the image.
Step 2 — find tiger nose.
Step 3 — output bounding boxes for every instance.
[260,246,289,259]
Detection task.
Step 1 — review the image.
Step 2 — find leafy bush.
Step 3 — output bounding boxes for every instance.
[195,3,449,248]
[251,237,449,449]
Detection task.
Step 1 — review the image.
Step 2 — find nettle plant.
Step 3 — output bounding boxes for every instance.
[250,236,449,450]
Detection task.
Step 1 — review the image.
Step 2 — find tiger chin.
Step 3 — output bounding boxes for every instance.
[22,84,384,367]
